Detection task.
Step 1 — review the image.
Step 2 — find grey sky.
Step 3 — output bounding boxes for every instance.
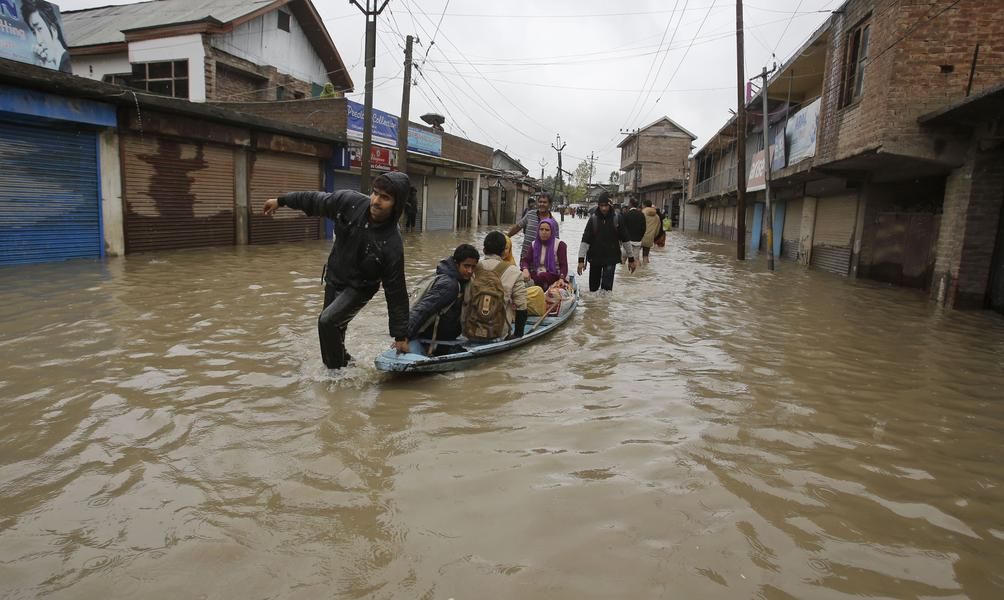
[57,0,839,179]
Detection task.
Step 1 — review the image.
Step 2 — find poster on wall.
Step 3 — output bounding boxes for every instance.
[0,0,71,72]
[785,98,821,166]
[346,99,443,157]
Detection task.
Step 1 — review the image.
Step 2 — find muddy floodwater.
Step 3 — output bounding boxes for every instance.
[1,218,1003,599]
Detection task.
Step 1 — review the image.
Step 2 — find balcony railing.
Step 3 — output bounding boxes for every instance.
[693,166,738,198]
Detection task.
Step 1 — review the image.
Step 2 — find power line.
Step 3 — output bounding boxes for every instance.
[772,0,805,57]
[621,0,683,129]
[421,0,450,67]
[654,0,719,105]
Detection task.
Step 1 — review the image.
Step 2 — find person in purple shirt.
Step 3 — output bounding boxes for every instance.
[520,217,568,289]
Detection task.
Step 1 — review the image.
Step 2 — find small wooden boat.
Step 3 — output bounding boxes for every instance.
[374,277,579,373]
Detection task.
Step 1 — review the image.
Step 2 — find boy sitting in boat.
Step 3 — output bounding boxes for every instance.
[464,231,528,341]
[407,244,480,354]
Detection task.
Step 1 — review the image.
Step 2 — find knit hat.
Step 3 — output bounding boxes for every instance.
[597,191,611,206]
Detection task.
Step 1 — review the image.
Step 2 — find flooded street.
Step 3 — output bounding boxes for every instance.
[2,217,1003,599]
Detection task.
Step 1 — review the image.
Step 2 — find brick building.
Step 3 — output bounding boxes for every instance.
[689,0,1004,313]
[617,117,696,226]
[62,0,353,102]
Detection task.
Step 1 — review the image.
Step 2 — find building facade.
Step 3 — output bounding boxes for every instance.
[62,0,353,103]
[689,0,1004,313]
[618,116,696,225]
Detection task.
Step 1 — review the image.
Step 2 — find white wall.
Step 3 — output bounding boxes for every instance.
[210,10,328,85]
[72,53,130,82]
[129,34,206,101]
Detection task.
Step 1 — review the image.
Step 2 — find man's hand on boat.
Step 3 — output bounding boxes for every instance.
[263,198,280,216]
[392,339,409,354]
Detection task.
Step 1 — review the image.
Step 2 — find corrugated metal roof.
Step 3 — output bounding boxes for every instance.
[62,0,276,47]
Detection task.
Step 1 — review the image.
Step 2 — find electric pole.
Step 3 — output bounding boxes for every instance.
[552,133,566,201]
[397,34,414,173]
[587,151,596,186]
[538,158,548,185]
[351,0,390,193]
[735,0,747,260]
[757,63,778,271]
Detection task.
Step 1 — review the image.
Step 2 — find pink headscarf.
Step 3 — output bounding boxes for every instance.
[530,217,560,275]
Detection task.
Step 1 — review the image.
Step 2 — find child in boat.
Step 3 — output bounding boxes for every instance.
[470,231,528,340]
[407,244,479,348]
[520,217,568,289]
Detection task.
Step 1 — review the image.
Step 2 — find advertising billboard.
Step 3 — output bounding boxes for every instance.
[346,99,443,157]
[0,0,71,72]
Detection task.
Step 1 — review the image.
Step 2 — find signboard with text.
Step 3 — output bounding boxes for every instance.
[747,146,777,192]
[348,143,397,171]
[0,0,71,72]
[346,99,443,156]
[785,97,821,166]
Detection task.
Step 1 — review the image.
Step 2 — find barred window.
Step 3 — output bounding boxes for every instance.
[130,60,189,99]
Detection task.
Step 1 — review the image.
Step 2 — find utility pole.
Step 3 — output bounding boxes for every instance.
[756,63,778,271]
[397,34,414,173]
[538,158,548,186]
[735,0,747,260]
[351,0,390,193]
[587,151,597,185]
[552,133,566,201]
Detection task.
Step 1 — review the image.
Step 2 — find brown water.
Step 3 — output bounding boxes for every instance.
[2,218,1003,599]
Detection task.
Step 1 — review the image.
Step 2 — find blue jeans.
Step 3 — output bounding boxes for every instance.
[588,263,617,292]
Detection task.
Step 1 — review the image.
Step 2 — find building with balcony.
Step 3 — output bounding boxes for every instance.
[618,116,696,225]
[688,0,1004,313]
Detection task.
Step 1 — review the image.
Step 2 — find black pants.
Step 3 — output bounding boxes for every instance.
[588,263,617,292]
[319,284,375,369]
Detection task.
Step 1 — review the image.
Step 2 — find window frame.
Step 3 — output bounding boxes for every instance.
[129,60,190,99]
[277,10,291,32]
[841,18,871,107]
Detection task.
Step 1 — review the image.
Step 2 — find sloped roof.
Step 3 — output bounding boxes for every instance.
[62,0,352,90]
[62,0,275,47]
[617,116,698,148]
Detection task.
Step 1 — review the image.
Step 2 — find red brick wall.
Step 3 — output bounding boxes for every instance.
[818,0,1004,165]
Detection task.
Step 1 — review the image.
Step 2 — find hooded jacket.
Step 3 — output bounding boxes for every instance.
[278,171,411,339]
[641,206,661,247]
[579,208,634,266]
[408,257,467,340]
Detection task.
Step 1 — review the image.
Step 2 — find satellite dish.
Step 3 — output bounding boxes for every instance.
[420,113,446,131]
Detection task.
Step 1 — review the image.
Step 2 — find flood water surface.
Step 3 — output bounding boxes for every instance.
[2,218,1003,599]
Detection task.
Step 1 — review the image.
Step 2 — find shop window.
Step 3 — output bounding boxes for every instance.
[842,20,870,107]
[130,60,189,99]
[278,10,290,32]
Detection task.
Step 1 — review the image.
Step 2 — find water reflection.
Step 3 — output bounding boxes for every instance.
[1,218,1003,598]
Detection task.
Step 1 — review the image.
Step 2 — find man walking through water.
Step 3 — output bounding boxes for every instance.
[262,173,411,369]
[577,191,636,291]
[508,191,554,265]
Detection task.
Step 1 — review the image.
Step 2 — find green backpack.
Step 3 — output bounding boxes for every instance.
[463,261,510,341]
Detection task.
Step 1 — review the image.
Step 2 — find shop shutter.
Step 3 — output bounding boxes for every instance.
[426,176,456,231]
[249,153,322,244]
[0,121,100,265]
[123,135,235,253]
[811,193,858,275]
[782,199,803,260]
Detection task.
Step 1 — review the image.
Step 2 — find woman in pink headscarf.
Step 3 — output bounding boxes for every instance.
[520,217,568,289]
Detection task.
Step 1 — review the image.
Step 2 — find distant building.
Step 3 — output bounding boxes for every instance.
[488,149,533,224]
[617,116,696,225]
[62,0,353,102]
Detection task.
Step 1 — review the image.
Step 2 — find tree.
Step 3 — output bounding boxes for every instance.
[609,171,620,184]
[573,160,592,188]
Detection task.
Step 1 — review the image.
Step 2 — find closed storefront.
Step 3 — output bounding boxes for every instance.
[123,134,235,254]
[0,120,102,265]
[249,152,322,244]
[811,192,858,275]
[782,198,803,261]
[426,176,456,231]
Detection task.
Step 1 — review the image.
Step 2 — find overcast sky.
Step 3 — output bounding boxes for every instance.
[57,0,839,180]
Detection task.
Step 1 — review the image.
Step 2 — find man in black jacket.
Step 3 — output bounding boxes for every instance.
[577,192,636,292]
[263,172,411,369]
[622,197,646,257]
[407,244,479,352]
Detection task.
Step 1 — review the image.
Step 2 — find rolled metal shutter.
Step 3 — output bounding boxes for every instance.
[811,193,857,275]
[249,152,322,244]
[782,198,803,261]
[426,176,455,231]
[0,121,100,265]
[124,135,235,253]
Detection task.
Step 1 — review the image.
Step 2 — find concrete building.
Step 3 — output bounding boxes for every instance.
[486,149,534,225]
[62,0,353,102]
[617,116,696,225]
[688,0,1004,313]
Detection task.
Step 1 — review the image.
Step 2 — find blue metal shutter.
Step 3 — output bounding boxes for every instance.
[0,121,100,265]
